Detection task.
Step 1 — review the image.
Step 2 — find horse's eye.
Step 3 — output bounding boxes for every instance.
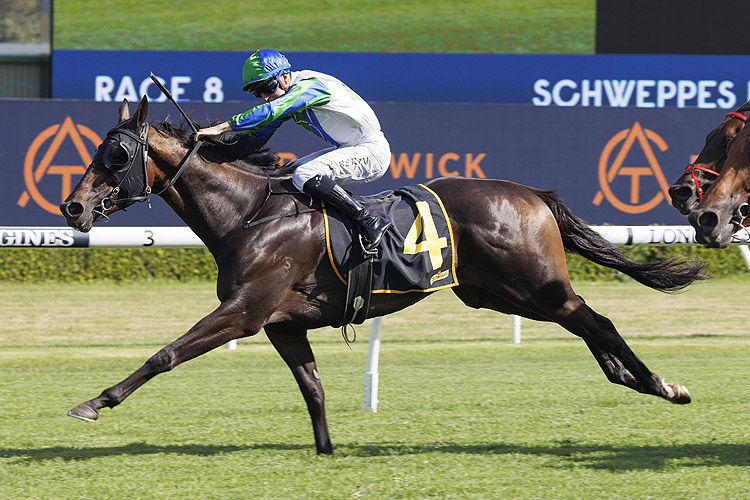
[107,145,129,169]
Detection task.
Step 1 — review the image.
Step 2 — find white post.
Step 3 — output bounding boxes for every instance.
[512,314,521,345]
[739,245,750,273]
[363,316,383,412]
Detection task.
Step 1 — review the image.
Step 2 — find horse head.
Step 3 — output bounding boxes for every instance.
[688,120,750,248]
[668,109,750,214]
[60,96,154,232]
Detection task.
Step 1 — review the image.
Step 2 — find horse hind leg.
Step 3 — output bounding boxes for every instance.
[559,301,691,404]
[534,288,691,403]
[582,338,637,387]
[452,284,690,404]
[451,284,637,389]
[452,197,690,403]
[584,338,688,403]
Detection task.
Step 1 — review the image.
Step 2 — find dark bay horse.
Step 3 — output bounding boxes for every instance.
[688,110,750,247]
[669,103,750,215]
[60,97,707,455]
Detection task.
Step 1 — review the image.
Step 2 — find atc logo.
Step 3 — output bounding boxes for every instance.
[17,117,101,215]
[592,122,672,214]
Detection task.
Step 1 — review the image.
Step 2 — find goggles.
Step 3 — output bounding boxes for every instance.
[250,77,280,98]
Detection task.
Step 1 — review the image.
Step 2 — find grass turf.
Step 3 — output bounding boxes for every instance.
[1,278,749,498]
[52,0,595,54]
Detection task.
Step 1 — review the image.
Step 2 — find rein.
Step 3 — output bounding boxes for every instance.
[102,126,317,233]
[99,73,318,233]
[98,124,203,211]
[97,120,316,235]
[151,137,203,199]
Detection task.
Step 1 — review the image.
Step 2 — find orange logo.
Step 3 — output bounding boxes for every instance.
[593,122,672,214]
[17,117,101,215]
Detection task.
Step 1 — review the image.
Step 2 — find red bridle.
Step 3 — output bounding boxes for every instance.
[683,164,720,201]
[684,111,748,201]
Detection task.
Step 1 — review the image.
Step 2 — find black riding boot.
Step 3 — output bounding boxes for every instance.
[303,174,391,252]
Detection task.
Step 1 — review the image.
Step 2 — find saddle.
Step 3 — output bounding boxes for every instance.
[323,184,458,328]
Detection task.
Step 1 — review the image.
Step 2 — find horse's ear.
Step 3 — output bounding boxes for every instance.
[134,95,149,127]
[118,99,130,122]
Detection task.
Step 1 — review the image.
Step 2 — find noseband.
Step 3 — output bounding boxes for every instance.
[683,111,749,202]
[683,163,720,202]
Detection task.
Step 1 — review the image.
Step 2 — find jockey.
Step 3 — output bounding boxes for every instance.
[195,49,392,252]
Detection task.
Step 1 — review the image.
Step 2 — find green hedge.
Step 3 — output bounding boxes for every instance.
[565,245,749,282]
[0,247,218,282]
[0,245,747,283]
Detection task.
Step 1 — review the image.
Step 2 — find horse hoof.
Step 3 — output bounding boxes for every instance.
[67,403,99,422]
[667,383,691,405]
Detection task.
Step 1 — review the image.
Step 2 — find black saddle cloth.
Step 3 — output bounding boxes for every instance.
[323,184,458,293]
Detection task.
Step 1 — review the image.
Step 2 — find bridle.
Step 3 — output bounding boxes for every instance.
[683,111,749,202]
[89,74,208,219]
[725,112,750,228]
[682,163,720,203]
[684,111,750,229]
[90,122,202,219]
[90,73,316,230]
[89,119,318,235]
[731,202,750,228]
[90,122,151,218]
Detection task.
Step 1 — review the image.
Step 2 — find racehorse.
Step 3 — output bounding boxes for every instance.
[669,103,750,215]
[60,97,706,455]
[688,107,750,247]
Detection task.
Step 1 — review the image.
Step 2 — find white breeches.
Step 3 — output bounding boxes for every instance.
[291,131,391,191]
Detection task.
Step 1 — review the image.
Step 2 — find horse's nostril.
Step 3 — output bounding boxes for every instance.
[698,211,719,229]
[61,202,84,218]
[672,186,693,199]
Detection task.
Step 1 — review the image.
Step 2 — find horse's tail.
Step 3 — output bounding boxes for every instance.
[532,188,710,292]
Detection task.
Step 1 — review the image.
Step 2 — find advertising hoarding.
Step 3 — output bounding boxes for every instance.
[0,99,719,229]
[53,50,750,110]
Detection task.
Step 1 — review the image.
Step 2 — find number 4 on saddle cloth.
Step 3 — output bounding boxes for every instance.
[323,184,458,327]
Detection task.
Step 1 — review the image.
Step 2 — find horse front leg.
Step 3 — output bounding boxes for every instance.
[67,297,255,422]
[265,326,332,456]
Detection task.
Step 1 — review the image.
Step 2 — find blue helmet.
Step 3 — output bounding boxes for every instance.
[242,49,292,91]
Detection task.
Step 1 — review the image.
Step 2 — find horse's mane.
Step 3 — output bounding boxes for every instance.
[151,119,295,177]
[738,101,750,114]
